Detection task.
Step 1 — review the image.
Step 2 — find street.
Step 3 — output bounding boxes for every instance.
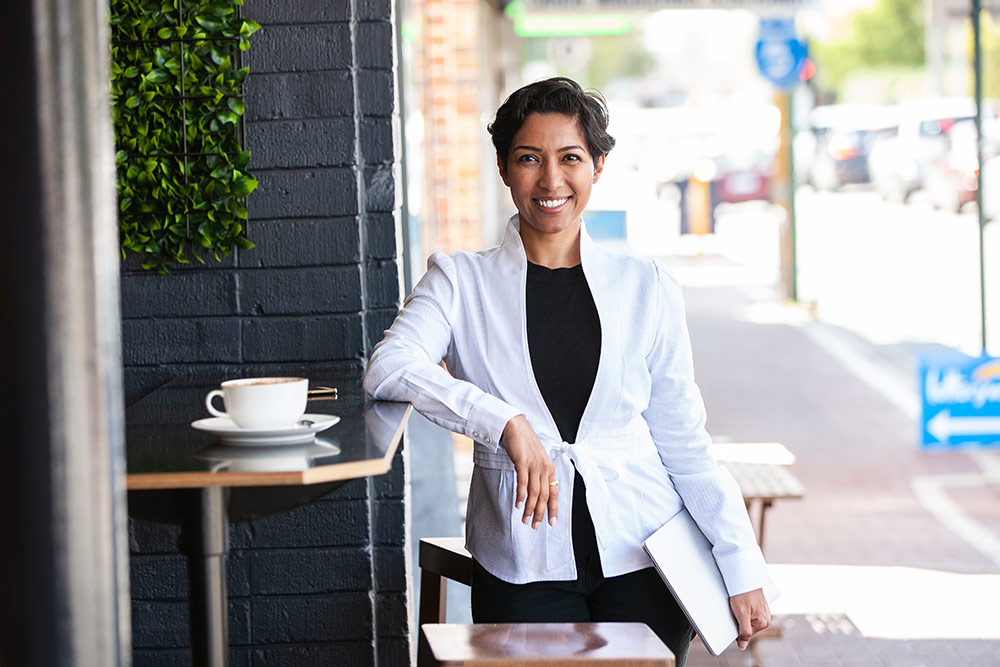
[680,188,1000,666]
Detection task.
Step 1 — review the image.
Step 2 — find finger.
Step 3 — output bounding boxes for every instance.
[735,609,752,650]
[522,470,540,524]
[515,465,528,510]
[532,482,550,529]
[547,479,559,526]
[752,608,772,634]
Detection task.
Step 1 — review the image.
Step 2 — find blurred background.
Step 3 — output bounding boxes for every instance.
[401,1,1000,665]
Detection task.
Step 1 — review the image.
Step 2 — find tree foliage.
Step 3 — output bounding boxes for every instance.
[811,0,925,99]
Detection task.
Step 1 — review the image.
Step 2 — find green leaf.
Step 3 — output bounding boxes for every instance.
[239,19,261,36]
[157,27,172,39]
[194,15,223,32]
[125,95,141,108]
[234,236,254,250]
[233,151,250,168]
[210,46,228,65]
[145,68,171,84]
[226,97,244,115]
[216,110,238,125]
[232,177,258,197]
[210,164,231,180]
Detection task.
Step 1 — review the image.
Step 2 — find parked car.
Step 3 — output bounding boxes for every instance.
[710,151,773,204]
[868,97,977,203]
[800,104,896,190]
[922,120,982,213]
[922,118,1000,213]
[981,153,1000,221]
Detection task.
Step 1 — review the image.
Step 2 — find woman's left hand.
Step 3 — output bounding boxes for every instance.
[729,588,771,650]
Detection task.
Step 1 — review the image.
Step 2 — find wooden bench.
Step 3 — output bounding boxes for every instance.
[418,622,674,666]
[711,442,805,554]
[419,443,804,627]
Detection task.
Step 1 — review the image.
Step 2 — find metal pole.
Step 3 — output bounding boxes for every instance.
[788,91,798,303]
[973,0,987,354]
[184,487,230,667]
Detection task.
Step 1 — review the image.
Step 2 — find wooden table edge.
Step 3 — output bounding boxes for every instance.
[126,404,411,490]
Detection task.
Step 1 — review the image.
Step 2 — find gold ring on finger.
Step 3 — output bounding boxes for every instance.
[549,480,559,486]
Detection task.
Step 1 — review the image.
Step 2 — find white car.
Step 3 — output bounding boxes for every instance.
[983,153,1000,221]
[869,97,978,203]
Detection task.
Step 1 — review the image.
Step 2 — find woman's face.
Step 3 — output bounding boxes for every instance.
[498,112,604,242]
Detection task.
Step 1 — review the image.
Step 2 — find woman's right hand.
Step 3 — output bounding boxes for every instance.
[502,415,558,530]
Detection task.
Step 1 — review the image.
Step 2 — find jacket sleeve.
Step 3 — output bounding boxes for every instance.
[642,260,775,598]
[363,251,522,452]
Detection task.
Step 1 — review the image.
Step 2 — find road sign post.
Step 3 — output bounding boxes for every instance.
[755,18,806,301]
[921,355,1000,447]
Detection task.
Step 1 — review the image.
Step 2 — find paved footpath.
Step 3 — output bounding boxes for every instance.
[670,251,1000,667]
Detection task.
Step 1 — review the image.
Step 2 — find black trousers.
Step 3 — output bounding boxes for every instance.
[471,471,695,666]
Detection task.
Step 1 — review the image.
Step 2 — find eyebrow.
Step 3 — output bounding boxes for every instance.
[512,144,585,153]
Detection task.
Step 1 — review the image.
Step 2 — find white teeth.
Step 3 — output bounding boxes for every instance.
[537,198,568,209]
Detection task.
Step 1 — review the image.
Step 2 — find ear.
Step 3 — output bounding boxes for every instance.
[592,154,605,184]
[497,155,510,186]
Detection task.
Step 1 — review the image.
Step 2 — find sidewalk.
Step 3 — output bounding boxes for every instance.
[673,250,1000,666]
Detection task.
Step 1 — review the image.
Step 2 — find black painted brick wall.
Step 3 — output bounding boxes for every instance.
[124,0,408,664]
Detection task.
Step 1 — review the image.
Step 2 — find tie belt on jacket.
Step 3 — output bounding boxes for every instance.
[472,420,658,571]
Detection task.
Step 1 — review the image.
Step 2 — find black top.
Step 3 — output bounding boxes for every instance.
[525,261,603,567]
[525,261,601,444]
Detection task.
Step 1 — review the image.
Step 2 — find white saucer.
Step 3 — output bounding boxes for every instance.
[190,414,340,446]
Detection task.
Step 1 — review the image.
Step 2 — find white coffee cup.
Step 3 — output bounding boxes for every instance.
[205,377,308,429]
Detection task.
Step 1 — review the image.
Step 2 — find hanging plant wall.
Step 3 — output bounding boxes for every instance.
[110,0,261,272]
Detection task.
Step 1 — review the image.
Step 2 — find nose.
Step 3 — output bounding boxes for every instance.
[537,159,564,190]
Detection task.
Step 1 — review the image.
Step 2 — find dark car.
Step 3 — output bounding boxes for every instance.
[802,104,896,191]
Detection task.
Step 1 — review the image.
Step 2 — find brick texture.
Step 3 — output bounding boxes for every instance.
[123,0,407,664]
[410,0,488,256]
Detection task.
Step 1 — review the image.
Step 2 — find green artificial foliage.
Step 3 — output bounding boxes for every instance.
[110,0,261,272]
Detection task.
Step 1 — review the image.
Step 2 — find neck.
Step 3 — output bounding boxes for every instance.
[518,218,582,268]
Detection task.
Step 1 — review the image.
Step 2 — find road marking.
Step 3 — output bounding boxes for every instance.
[911,474,1000,570]
[800,321,918,420]
[800,319,1000,571]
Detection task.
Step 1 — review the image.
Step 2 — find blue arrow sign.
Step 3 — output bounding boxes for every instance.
[755,18,808,89]
[921,354,1000,447]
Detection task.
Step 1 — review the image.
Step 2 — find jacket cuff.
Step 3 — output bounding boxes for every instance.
[715,546,778,599]
[467,394,522,453]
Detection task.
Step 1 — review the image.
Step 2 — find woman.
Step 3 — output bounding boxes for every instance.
[364,77,772,664]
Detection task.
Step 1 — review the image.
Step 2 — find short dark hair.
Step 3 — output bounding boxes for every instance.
[488,77,616,168]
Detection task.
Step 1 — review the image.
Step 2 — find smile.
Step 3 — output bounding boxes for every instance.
[535,197,569,209]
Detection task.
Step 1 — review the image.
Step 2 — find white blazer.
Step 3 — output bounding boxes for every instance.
[364,215,772,594]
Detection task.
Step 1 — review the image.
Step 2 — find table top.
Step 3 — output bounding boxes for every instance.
[419,623,675,666]
[125,371,410,490]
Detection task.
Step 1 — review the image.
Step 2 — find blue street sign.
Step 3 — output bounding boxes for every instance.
[755,18,808,89]
[921,354,1000,447]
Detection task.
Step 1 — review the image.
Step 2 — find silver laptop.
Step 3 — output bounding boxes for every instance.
[642,507,779,656]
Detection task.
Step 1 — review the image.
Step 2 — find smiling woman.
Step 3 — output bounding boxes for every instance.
[364,77,776,667]
[497,112,605,264]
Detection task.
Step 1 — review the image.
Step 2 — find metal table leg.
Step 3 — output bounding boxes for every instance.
[183,486,229,667]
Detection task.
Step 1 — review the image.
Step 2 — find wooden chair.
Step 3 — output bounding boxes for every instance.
[417,622,674,667]
[418,536,471,627]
